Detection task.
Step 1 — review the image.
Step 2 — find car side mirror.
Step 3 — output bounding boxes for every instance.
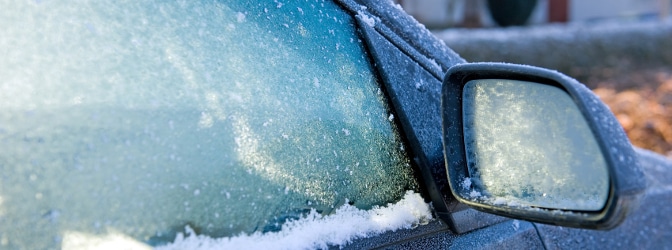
[441,63,646,230]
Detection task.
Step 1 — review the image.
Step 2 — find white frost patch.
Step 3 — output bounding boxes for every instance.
[62,231,152,250]
[388,114,394,122]
[158,191,431,250]
[491,197,507,205]
[468,190,482,198]
[198,112,214,128]
[356,11,376,27]
[460,177,471,190]
[427,59,440,72]
[414,80,423,90]
[236,12,245,23]
[512,220,520,231]
[313,77,320,88]
[488,196,523,207]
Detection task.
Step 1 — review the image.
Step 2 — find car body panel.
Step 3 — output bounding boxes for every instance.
[342,216,544,249]
[340,0,672,248]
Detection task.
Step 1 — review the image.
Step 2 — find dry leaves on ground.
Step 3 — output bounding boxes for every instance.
[593,73,672,158]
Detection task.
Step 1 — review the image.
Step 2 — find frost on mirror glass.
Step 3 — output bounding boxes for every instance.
[462,79,609,211]
[0,1,418,248]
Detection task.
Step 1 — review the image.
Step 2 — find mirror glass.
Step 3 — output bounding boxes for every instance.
[462,79,609,211]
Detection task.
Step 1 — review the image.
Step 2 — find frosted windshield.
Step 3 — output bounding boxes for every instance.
[0,1,417,248]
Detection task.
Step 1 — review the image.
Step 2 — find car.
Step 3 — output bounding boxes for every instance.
[1,0,670,249]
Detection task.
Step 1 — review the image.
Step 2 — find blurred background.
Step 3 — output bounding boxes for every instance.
[395,0,672,158]
[395,0,669,28]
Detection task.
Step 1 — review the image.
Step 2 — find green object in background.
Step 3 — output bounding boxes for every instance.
[486,0,538,26]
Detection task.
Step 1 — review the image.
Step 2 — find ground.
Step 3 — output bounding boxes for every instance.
[591,68,672,158]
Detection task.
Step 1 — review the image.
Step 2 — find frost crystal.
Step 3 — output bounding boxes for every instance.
[460,177,471,190]
[236,12,245,23]
[357,12,376,27]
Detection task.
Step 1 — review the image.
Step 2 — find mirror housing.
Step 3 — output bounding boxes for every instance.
[441,63,646,229]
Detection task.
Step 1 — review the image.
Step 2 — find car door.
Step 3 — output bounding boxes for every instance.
[343,0,672,249]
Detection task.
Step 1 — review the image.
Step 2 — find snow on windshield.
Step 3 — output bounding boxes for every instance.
[157,191,431,250]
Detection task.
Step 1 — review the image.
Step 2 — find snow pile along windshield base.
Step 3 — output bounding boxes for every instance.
[158,191,432,250]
